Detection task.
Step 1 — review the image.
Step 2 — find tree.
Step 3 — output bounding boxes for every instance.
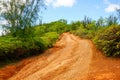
[70,21,81,30]
[0,0,45,39]
[96,16,105,27]
[81,16,92,28]
[58,19,67,24]
[116,8,120,23]
[106,15,118,26]
[43,20,68,34]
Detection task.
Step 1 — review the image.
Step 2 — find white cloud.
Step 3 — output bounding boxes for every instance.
[105,4,120,12]
[0,20,7,36]
[44,0,76,8]
[104,0,120,12]
[0,20,8,26]
[0,28,6,36]
[0,29,3,36]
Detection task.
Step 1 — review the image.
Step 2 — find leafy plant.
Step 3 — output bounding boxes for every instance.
[94,25,120,56]
[0,0,45,39]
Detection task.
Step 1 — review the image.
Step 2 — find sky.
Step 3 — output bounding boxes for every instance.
[0,0,120,35]
[42,0,120,23]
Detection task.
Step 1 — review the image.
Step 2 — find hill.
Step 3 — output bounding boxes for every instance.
[1,33,120,80]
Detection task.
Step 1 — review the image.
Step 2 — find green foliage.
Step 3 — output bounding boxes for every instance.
[0,0,45,39]
[34,25,46,36]
[106,15,118,26]
[116,8,120,22]
[70,20,97,39]
[0,32,59,58]
[36,32,59,49]
[43,20,68,34]
[0,15,120,65]
[93,25,120,56]
[68,16,120,57]
[0,19,66,63]
[96,17,105,27]
[0,37,21,56]
[81,16,92,28]
[70,21,81,30]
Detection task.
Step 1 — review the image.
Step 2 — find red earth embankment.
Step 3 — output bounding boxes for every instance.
[0,33,120,80]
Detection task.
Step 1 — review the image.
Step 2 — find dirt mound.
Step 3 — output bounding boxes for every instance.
[1,33,120,80]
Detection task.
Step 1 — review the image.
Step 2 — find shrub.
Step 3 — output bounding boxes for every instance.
[0,32,59,59]
[71,26,96,39]
[0,37,21,56]
[93,25,120,56]
[40,32,59,48]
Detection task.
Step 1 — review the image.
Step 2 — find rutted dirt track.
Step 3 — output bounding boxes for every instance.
[1,33,120,80]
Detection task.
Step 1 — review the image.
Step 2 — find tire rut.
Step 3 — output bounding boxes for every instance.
[5,32,118,80]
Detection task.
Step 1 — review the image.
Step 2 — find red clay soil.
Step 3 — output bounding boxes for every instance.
[0,33,120,80]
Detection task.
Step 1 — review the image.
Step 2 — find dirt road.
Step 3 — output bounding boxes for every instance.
[1,33,120,80]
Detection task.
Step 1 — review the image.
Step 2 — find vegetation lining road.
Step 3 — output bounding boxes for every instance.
[1,33,120,80]
[0,0,120,79]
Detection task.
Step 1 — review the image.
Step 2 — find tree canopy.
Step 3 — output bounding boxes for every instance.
[0,0,45,38]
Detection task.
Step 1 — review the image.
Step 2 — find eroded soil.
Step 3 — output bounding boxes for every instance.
[0,33,120,80]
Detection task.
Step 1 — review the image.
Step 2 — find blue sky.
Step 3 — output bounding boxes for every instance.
[0,0,120,35]
[43,0,120,23]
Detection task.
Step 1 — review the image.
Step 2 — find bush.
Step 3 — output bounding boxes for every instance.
[40,32,59,48]
[34,25,46,36]
[71,26,96,39]
[93,25,120,56]
[0,32,59,60]
[0,37,21,56]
